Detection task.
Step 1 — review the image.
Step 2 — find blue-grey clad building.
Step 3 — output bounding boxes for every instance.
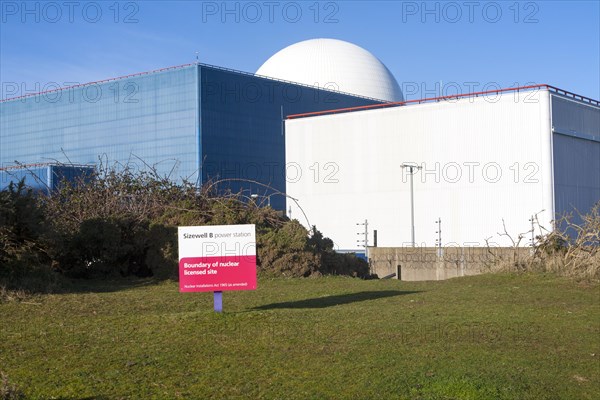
[0,164,94,195]
[0,63,382,209]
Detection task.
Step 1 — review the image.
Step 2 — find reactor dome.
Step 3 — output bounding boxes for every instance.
[256,38,404,102]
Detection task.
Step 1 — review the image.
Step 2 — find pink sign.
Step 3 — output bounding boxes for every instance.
[179,255,257,292]
[178,225,257,293]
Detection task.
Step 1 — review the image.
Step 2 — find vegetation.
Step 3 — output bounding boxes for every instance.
[1,167,599,399]
[0,274,598,399]
[3,165,597,293]
[487,203,600,280]
[0,181,58,293]
[1,166,368,293]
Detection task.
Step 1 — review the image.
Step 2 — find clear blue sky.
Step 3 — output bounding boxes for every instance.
[1,0,599,100]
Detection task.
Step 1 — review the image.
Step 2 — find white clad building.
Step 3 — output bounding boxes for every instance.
[285,87,600,250]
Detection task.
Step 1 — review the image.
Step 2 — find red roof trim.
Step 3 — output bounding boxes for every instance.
[286,84,599,119]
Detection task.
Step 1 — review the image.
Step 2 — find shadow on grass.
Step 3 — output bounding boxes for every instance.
[253,290,420,310]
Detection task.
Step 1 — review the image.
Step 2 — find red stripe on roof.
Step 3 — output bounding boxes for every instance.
[286,84,599,119]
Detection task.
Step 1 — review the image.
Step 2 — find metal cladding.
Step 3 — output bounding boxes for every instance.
[0,63,381,208]
[1,42,597,250]
[285,87,600,249]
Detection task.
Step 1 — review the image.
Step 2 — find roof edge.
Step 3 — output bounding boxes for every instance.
[286,84,599,120]
[1,62,389,104]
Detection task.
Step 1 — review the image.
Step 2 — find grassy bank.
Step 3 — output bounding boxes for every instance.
[1,274,598,399]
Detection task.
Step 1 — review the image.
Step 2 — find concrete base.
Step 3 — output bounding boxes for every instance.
[368,246,530,281]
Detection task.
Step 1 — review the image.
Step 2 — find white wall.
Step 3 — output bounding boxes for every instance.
[285,89,555,250]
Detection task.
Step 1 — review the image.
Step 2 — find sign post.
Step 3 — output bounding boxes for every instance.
[213,291,223,313]
[178,224,257,312]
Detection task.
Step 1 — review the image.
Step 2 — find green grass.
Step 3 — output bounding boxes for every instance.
[1,274,599,399]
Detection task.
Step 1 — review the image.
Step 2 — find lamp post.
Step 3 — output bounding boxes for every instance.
[400,164,422,247]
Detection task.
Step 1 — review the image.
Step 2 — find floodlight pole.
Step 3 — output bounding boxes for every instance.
[401,164,422,247]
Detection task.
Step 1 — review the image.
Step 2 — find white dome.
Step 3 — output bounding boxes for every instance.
[256,38,403,102]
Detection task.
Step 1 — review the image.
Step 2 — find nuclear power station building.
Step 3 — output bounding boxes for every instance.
[1,39,599,249]
[286,85,599,248]
[0,39,394,209]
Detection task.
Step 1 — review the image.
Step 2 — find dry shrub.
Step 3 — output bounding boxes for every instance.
[534,203,600,279]
[39,162,367,279]
[487,202,600,280]
[0,286,28,303]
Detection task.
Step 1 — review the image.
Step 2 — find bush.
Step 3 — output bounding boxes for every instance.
[145,223,179,280]
[488,203,600,280]
[4,164,368,282]
[308,227,370,278]
[43,167,189,279]
[0,181,56,291]
[534,202,600,279]
[258,220,321,277]
[50,217,152,278]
